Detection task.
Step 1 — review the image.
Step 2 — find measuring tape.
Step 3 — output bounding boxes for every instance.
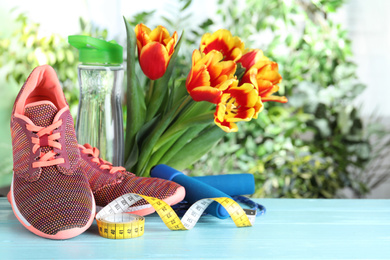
[96,193,256,239]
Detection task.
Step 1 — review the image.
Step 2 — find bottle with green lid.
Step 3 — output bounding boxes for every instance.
[69,35,124,166]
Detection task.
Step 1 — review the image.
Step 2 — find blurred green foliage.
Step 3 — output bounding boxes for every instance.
[188,0,390,198]
[0,13,79,115]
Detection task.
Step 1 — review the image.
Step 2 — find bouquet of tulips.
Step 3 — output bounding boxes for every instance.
[123,18,287,177]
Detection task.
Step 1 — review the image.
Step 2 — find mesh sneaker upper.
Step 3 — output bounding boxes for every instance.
[79,145,183,208]
[25,103,57,127]
[13,165,93,234]
[11,100,93,235]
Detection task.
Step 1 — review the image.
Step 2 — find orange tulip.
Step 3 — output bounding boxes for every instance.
[186,49,236,103]
[214,82,263,133]
[238,49,287,103]
[135,23,178,80]
[200,29,245,61]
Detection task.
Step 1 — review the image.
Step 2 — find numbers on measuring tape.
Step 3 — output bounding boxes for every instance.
[95,193,256,239]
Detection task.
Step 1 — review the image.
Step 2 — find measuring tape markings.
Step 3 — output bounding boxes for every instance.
[96,193,256,239]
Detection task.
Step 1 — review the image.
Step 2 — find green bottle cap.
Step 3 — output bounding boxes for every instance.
[68,35,123,65]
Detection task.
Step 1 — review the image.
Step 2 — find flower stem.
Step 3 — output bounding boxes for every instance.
[146,80,154,105]
[174,95,193,118]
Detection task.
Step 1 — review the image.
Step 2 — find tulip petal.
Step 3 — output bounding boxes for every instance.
[214,105,238,133]
[238,49,265,69]
[229,84,259,108]
[203,39,230,58]
[240,67,258,88]
[165,31,178,56]
[238,52,286,105]
[209,61,236,87]
[140,42,169,80]
[191,49,202,65]
[200,50,236,88]
[213,83,263,132]
[200,29,245,61]
[227,108,255,122]
[216,78,236,92]
[186,50,237,104]
[257,63,282,84]
[186,53,211,92]
[215,121,238,133]
[135,23,152,53]
[149,25,170,43]
[190,87,222,103]
[262,95,288,103]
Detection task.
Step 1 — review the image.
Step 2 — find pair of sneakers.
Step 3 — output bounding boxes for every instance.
[9,65,185,239]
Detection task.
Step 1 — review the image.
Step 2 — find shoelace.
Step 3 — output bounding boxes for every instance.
[26,120,65,168]
[80,144,126,174]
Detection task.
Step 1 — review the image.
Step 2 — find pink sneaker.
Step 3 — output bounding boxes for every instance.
[9,65,95,239]
[78,144,185,216]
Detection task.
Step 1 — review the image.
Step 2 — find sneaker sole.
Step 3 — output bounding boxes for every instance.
[8,176,96,240]
[122,186,186,216]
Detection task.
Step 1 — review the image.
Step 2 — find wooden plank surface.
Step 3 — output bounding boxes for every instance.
[1,198,389,259]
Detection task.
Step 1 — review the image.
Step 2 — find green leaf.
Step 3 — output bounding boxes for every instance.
[174,100,213,125]
[155,110,214,150]
[170,77,188,110]
[130,10,156,26]
[136,97,187,176]
[181,0,192,11]
[123,17,146,160]
[124,142,139,171]
[124,116,160,171]
[166,126,226,170]
[337,105,354,135]
[79,17,86,31]
[142,129,186,176]
[159,124,209,167]
[199,18,214,29]
[152,100,213,150]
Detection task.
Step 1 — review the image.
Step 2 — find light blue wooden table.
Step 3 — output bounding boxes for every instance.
[1,198,389,259]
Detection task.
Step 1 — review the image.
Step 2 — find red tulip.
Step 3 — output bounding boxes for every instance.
[135,24,177,80]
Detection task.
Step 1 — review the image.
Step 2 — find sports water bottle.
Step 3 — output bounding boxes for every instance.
[69,35,124,166]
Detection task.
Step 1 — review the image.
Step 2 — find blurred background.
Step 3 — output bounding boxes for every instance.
[0,0,389,198]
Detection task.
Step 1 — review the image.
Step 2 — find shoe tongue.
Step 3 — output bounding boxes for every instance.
[24,101,59,127]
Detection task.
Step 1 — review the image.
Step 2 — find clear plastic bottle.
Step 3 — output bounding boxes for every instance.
[69,36,124,166]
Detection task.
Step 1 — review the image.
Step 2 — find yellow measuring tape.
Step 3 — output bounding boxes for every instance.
[96,193,256,239]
